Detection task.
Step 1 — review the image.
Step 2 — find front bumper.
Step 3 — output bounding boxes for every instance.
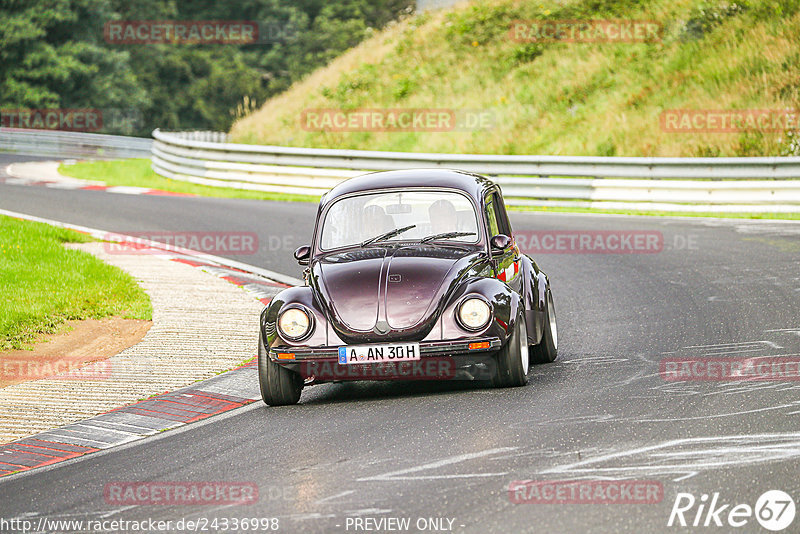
[269,337,502,383]
[269,336,502,363]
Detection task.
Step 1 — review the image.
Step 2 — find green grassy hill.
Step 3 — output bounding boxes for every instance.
[230,0,800,157]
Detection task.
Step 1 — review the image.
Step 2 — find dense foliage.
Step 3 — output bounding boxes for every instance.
[0,0,413,135]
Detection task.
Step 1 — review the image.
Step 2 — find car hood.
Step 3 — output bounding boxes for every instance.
[312,246,482,341]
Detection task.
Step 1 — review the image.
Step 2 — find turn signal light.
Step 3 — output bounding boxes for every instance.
[277,353,296,360]
[469,342,490,350]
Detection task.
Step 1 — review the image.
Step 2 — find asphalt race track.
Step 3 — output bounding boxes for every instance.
[2,154,800,533]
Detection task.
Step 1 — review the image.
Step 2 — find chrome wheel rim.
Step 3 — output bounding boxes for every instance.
[519,316,529,371]
[548,292,558,350]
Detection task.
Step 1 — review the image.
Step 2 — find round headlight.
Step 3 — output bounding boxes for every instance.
[278,308,311,340]
[458,298,491,330]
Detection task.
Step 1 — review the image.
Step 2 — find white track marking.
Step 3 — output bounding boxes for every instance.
[344,508,393,516]
[98,506,138,518]
[316,490,356,504]
[683,340,782,350]
[693,347,768,356]
[542,432,800,481]
[766,328,800,338]
[357,447,517,481]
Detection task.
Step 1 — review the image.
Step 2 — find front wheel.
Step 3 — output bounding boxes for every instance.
[531,290,558,364]
[492,313,529,388]
[258,334,303,406]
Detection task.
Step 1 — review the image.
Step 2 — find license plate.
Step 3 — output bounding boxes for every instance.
[338,343,420,365]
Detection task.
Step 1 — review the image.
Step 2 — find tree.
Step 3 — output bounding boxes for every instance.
[0,0,413,135]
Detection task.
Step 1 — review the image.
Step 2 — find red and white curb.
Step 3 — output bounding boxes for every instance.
[2,161,194,197]
[0,365,258,478]
[0,209,301,479]
[0,175,194,197]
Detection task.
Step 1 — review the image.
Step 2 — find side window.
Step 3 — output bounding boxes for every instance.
[492,192,512,236]
[485,196,500,237]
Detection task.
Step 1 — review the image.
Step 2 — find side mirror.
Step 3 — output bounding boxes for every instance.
[490,234,512,255]
[294,245,311,266]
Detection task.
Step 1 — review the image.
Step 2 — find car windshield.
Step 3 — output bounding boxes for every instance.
[319,190,480,251]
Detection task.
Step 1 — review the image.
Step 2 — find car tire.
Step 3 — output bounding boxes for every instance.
[258,334,303,406]
[492,313,529,388]
[531,290,558,364]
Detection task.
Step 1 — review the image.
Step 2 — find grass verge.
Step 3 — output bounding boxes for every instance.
[0,215,153,352]
[59,159,320,203]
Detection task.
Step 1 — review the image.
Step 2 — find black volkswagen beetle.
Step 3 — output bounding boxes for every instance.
[258,169,557,405]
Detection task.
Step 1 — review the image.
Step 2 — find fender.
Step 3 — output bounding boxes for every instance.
[261,286,329,349]
[518,254,549,344]
[437,276,522,345]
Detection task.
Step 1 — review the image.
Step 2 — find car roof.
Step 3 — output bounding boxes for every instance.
[320,169,498,207]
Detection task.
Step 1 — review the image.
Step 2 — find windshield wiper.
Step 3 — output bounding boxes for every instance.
[360,224,417,247]
[419,231,476,243]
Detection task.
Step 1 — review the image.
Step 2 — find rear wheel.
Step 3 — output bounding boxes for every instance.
[531,290,558,364]
[258,334,303,406]
[492,313,529,387]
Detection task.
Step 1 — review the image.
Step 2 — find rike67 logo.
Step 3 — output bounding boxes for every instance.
[668,490,795,531]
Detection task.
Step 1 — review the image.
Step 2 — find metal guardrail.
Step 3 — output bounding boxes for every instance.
[151,130,800,212]
[0,128,152,160]
[3,128,796,211]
